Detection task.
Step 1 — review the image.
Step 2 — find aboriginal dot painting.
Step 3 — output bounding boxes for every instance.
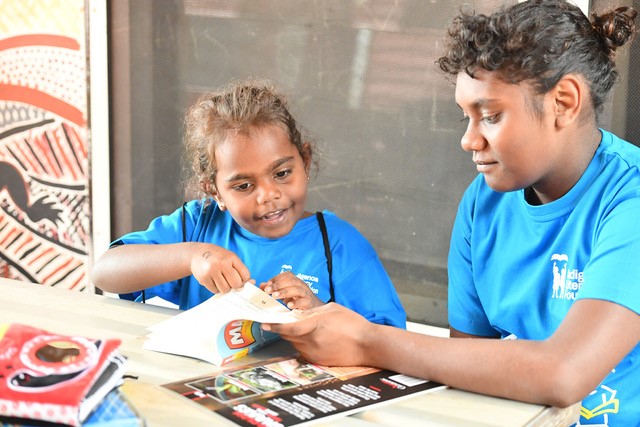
[0,0,91,291]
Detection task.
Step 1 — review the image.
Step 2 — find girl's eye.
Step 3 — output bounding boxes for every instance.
[233,182,252,191]
[482,113,502,124]
[275,169,292,179]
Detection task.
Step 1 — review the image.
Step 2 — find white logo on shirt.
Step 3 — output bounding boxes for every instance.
[550,254,583,300]
[280,264,320,294]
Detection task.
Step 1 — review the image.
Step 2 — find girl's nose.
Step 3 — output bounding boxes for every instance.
[256,181,281,205]
[460,123,487,153]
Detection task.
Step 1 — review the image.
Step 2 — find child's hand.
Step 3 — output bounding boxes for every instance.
[260,272,324,310]
[190,244,250,294]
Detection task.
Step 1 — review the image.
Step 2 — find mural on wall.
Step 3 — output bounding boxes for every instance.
[0,0,91,291]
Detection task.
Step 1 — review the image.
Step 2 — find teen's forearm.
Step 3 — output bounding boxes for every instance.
[364,299,639,408]
[91,243,198,293]
[362,325,578,408]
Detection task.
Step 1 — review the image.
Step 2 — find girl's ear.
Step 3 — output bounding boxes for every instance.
[552,74,584,129]
[301,142,313,175]
[204,181,226,211]
[213,193,226,211]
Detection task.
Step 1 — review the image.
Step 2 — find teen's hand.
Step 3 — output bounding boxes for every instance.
[262,303,373,367]
[190,244,250,294]
[260,272,324,310]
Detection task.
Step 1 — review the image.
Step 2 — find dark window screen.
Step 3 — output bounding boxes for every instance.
[108,0,639,327]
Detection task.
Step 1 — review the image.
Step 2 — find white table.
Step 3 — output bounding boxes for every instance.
[0,278,580,426]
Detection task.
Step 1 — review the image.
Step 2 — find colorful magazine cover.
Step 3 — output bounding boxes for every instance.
[163,355,445,427]
[143,283,299,365]
[0,323,126,426]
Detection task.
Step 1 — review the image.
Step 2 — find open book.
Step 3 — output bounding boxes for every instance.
[143,283,300,365]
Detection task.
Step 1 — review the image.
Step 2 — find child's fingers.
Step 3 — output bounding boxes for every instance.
[270,284,309,299]
[285,297,313,310]
[262,278,290,297]
[232,258,251,283]
[211,273,231,293]
[260,279,276,294]
[263,274,323,309]
[202,268,234,294]
[265,275,303,293]
[222,269,245,290]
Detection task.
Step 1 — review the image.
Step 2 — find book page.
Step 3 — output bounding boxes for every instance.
[143,283,300,365]
[147,283,298,336]
[218,281,301,320]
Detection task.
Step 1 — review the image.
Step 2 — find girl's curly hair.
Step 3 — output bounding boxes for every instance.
[437,0,637,119]
[182,81,319,199]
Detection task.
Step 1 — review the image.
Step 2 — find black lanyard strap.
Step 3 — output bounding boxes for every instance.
[315,211,334,303]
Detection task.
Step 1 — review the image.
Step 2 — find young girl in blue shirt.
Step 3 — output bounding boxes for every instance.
[265,1,640,425]
[91,82,406,328]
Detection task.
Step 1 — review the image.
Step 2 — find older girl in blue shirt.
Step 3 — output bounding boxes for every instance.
[266,2,640,425]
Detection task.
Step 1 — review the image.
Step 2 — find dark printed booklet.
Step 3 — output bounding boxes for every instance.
[163,355,445,427]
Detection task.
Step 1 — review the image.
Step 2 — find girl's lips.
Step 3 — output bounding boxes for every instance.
[474,161,497,173]
[260,209,286,221]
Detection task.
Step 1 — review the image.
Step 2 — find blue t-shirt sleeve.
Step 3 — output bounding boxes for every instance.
[578,190,640,315]
[108,200,204,305]
[447,178,499,337]
[113,203,191,246]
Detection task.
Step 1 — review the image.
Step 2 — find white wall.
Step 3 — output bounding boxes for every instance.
[89,1,111,271]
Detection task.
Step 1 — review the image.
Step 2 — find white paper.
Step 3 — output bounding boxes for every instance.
[143,283,299,365]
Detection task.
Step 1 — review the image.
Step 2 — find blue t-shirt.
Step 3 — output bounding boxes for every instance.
[448,129,640,425]
[114,201,406,328]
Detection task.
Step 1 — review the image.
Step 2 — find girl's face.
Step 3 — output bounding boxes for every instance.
[455,69,567,203]
[211,125,312,238]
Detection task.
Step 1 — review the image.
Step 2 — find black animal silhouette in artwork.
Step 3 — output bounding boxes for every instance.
[0,161,62,225]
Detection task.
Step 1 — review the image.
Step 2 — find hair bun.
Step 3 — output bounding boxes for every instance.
[591,7,638,58]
